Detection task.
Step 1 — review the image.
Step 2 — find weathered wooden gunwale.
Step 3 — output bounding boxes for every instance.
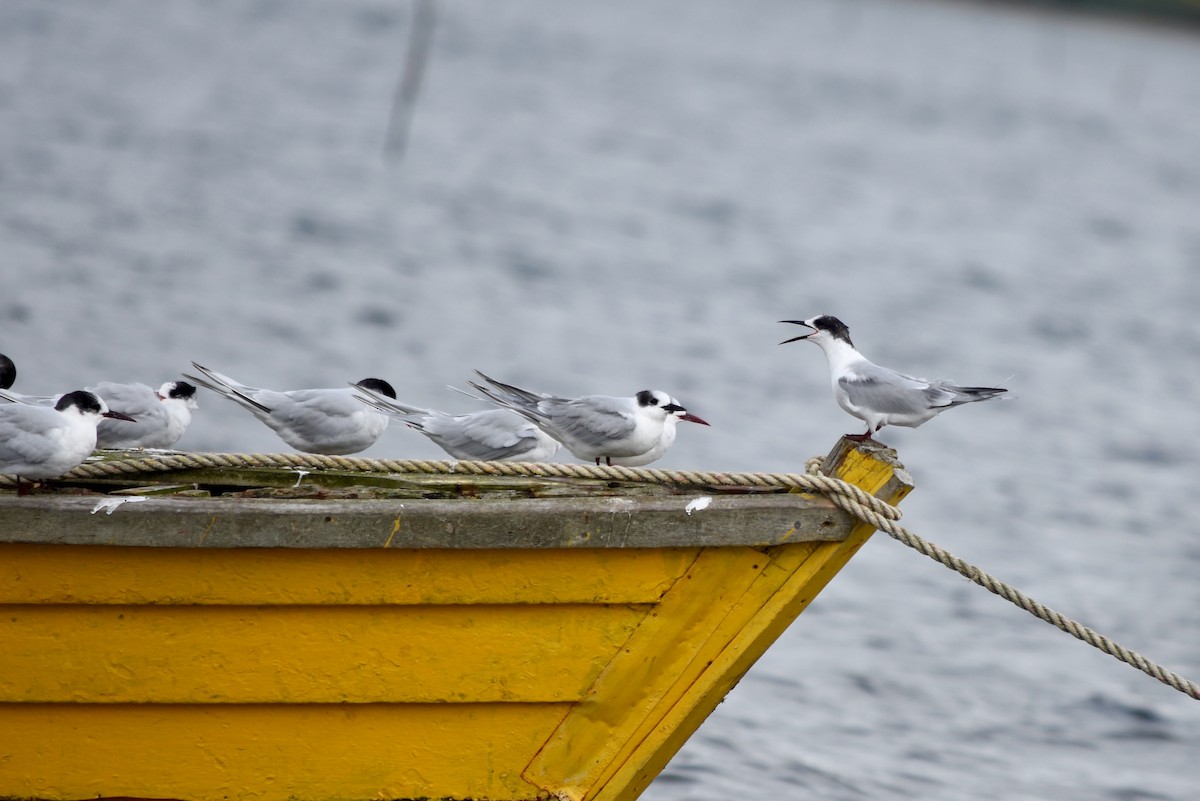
[1,492,850,549]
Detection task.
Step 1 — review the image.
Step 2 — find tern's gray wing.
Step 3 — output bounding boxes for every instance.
[266,388,366,436]
[0,407,65,466]
[423,410,548,461]
[90,383,162,417]
[545,396,637,448]
[839,364,956,416]
[90,382,175,448]
[90,383,182,448]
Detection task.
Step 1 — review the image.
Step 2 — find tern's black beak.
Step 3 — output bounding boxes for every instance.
[103,411,136,422]
[778,320,815,345]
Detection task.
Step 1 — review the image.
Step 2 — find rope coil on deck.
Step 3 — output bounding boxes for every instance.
[2,449,1196,701]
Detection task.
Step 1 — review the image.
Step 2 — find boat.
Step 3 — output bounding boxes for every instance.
[0,436,912,801]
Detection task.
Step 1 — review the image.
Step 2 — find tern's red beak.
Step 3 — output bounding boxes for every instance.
[103,411,136,422]
[679,412,710,426]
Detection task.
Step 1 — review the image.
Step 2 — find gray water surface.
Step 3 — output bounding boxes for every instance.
[3,2,1199,799]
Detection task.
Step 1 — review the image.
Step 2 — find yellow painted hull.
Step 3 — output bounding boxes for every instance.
[0,439,911,801]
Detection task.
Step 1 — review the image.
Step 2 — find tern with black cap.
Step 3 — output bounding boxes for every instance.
[781,315,1007,441]
[469,371,709,467]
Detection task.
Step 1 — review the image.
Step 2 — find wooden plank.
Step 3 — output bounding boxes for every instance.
[0,544,697,605]
[0,702,563,801]
[0,603,647,704]
[0,493,850,549]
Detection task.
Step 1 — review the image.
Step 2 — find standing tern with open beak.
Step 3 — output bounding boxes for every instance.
[780,314,1007,441]
[468,371,709,467]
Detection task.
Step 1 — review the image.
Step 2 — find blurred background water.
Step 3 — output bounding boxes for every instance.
[3,1,1200,799]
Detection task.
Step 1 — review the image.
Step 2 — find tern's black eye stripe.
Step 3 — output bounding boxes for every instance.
[636,390,657,407]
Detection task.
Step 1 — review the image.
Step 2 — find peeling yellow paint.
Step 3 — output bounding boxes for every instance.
[384,514,401,548]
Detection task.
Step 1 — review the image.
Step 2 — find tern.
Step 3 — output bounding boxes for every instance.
[353,385,561,462]
[184,362,396,455]
[780,315,1007,441]
[468,371,709,467]
[0,376,200,450]
[0,390,136,493]
[92,381,199,449]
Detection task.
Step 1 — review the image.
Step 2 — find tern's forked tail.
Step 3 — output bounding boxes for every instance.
[945,385,1008,406]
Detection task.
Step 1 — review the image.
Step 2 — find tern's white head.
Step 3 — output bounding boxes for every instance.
[634,389,710,427]
[158,380,200,410]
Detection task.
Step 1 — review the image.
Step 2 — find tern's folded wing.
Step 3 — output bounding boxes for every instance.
[90,383,163,418]
[838,365,946,416]
[0,409,66,465]
[549,397,636,447]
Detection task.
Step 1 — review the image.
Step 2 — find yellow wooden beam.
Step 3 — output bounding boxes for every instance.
[0,544,697,605]
[0,603,646,704]
[0,702,563,801]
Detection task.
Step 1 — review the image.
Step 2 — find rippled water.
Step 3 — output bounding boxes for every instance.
[3,1,1200,799]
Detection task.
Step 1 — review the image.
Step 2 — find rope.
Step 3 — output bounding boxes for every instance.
[795,461,1200,702]
[3,449,1196,700]
[0,451,904,522]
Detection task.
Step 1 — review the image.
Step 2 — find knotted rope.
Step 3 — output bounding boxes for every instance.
[2,449,1195,700]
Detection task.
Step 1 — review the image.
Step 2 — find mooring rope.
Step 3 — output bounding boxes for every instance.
[793,460,1200,701]
[1,449,1195,700]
